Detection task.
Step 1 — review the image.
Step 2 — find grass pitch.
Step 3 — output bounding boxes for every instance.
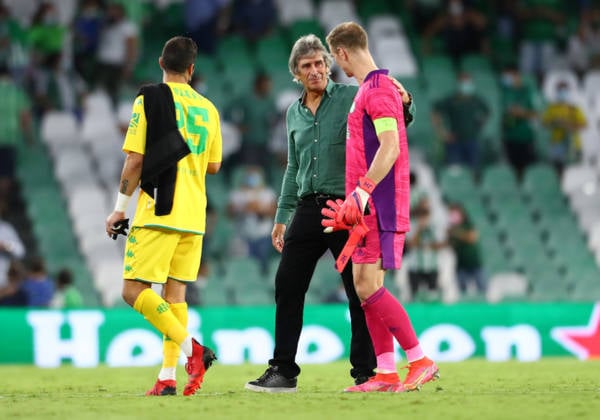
[0,359,598,420]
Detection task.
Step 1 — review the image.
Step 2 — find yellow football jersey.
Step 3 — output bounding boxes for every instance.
[123,82,222,234]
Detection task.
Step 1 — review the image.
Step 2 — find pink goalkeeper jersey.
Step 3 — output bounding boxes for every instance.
[346,69,410,233]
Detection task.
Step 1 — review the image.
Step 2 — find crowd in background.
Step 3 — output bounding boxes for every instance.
[0,0,599,306]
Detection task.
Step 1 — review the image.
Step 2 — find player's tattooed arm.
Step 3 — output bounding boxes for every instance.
[119,179,129,194]
[118,151,143,196]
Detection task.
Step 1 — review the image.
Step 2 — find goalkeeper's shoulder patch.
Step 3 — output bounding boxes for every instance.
[374,117,398,135]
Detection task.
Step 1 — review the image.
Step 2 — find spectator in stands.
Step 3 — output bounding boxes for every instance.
[422,0,488,66]
[28,52,87,119]
[489,0,519,68]
[21,256,55,308]
[72,0,104,83]
[0,64,32,207]
[95,2,138,105]
[229,0,277,43]
[27,2,67,74]
[0,259,27,306]
[184,0,229,56]
[50,267,83,309]
[566,9,600,78]
[0,202,25,292]
[446,202,485,297]
[0,3,24,73]
[225,72,277,176]
[227,165,277,274]
[410,171,428,215]
[406,0,445,35]
[500,64,538,180]
[406,197,444,302]
[541,80,587,176]
[431,71,490,171]
[516,0,565,84]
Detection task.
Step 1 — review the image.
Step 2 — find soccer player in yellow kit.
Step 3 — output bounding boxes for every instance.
[105,36,222,396]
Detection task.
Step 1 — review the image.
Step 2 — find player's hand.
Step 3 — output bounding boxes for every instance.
[106,211,129,239]
[271,223,286,252]
[339,176,376,225]
[322,199,353,232]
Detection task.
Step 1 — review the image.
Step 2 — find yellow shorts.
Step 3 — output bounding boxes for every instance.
[123,226,203,284]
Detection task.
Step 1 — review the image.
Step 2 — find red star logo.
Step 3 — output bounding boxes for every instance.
[551,303,600,360]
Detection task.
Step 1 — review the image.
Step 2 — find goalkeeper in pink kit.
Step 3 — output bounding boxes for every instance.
[323,22,439,392]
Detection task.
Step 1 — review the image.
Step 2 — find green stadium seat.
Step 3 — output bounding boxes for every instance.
[201,276,232,307]
[522,163,561,198]
[480,163,518,198]
[286,19,325,46]
[223,256,267,288]
[422,54,456,102]
[232,284,273,306]
[206,172,230,211]
[460,54,493,74]
[439,164,477,203]
[309,257,342,296]
[255,31,290,71]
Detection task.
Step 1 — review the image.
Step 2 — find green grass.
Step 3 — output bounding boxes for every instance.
[1,359,599,419]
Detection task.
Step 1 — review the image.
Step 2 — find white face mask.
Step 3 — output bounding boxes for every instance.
[556,88,570,102]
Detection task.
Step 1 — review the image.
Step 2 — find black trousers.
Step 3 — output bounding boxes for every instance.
[269,195,376,379]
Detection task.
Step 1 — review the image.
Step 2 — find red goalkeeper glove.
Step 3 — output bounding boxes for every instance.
[335,220,369,272]
[321,199,353,232]
[337,176,376,225]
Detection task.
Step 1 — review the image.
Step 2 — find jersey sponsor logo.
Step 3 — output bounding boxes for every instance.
[129,112,140,129]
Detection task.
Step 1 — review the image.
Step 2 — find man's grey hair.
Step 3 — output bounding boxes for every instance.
[288,34,332,82]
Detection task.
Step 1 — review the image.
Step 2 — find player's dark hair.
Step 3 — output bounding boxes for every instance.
[161,36,197,74]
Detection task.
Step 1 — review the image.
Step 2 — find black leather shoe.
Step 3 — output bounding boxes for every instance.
[245,366,297,393]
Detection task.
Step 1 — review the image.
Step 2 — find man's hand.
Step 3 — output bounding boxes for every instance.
[388,76,411,104]
[271,223,286,253]
[106,211,129,239]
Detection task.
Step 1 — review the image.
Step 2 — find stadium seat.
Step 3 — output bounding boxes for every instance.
[522,163,560,197]
[486,272,528,303]
[367,15,404,40]
[374,36,417,77]
[480,163,519,198]
[439,164,477,203]
[275,0,315,26]
[40,111,80,156]
[317,0,361,33]
[561,163,597,195]
[255,31,290,71]
[285,18,325,46]
[422,54,456,102]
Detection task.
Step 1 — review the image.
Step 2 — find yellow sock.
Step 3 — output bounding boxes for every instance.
[133,289,188,345]
[162,302,188,368]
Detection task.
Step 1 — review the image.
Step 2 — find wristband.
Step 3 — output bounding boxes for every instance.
[358,176,376,194]
[114,192,131,212]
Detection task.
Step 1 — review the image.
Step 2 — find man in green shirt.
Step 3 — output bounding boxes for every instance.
[500,64,538,179]
[225,72,278,175]
[245,34,414,393]
[431,71,489,171]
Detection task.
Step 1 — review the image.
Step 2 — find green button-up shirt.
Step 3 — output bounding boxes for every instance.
[275,80,357,224]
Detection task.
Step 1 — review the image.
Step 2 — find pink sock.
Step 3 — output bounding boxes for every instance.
[376,352,396,373]
[362,290,395,371]
[364,287,419,351]
[405,345,425,363]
